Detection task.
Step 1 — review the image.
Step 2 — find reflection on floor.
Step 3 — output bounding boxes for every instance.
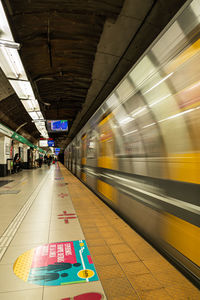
[0,180,13,188]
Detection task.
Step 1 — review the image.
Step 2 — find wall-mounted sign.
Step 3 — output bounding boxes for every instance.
[0,122,45,153]
[39,140,48,147]
[48,140,55,147]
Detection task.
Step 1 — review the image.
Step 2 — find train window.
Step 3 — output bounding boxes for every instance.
[113,105,145,157]
[129,56,156,89]
[116,78,135,104]
[87,130,97,159]
[121,90,162,157]
[151,21,184,65]
[98,114,114,158]
[76,140,81,161]
[106,93,119,110]
[81,134,87,161]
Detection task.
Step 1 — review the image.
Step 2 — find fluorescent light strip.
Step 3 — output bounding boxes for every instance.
[131,106,147,117]
[143,72,174,95]
[123,129,138,136]
[119,116,134,124]
[143,122,156,129]
[158,107,197,123]
[0,1,48,138]
[149,94,171,107]
[1,47,20,78]
[0,39,20,49]
[0,1,14,41]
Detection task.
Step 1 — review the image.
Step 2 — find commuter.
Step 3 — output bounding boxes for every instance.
[38,156,43,168]
[44,154,47,164]
[13,153,20,173]
[47,155,51,167]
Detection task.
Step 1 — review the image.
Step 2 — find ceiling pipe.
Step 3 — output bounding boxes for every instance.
[15,122,28,132]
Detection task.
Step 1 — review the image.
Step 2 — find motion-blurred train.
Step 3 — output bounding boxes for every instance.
[65,0,200,285]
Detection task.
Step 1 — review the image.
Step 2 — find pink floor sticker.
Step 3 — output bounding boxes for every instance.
[57,211,77,224]
[61,292,104,300]
[58,193,68,198]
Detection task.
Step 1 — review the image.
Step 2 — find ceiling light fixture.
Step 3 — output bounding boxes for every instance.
[32,119,46,122]
[0,39,20,50]
[0,0,48,139]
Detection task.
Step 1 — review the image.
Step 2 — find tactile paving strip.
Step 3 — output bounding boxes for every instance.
[0,171,50,261]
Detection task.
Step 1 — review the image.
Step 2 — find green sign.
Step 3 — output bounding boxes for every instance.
[11,132,34,147]
[0,122,46,154]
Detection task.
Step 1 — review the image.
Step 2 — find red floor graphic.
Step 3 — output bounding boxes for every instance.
[61,292,103,300]
[58,193,68,198]
[57,211,77,223]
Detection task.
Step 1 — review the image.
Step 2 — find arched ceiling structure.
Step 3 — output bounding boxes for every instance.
[0,0,188,148]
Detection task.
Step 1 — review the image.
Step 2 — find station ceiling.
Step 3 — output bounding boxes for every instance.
[0,0,188,148]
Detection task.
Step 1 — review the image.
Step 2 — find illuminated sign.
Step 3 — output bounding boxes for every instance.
[47,120,68,132]
[48,140,55,147]
[39,140,48,147]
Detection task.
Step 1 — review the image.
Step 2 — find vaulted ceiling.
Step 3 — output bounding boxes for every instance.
[0,0,188,149]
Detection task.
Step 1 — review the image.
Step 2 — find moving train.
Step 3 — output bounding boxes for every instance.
[65,0,200,284]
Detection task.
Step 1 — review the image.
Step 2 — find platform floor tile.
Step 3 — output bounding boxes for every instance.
[0,288,43,300]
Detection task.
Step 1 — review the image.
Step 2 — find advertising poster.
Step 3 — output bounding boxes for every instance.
[13,240,98,286]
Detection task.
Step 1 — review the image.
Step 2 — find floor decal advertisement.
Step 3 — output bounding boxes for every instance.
[13,240,98,286]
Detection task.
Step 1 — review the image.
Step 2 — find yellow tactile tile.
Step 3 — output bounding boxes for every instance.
[89,245,112,256]
[95,220,110,227]
[109,243,132,254]
[13,248,34,282]
[86,238,107,247]
[141,288,173,299]
[114,251,140,264]
[92,254,117,266]
[152,270,194,287]
[128,273,162,292]
[133,244,160,260]
[97,264,125,280]
[84,232,102,240]
[112,297,139,300]
[121,261,150,276]
[97,226,116,233]
[99,231,119,239]
[143,258,176,274]
[165,283,200,299]
[82,227,99,234]
[101,277,138,299]
[104,237,124,245]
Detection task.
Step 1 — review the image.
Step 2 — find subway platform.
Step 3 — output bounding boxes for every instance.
[0,163,199,300]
